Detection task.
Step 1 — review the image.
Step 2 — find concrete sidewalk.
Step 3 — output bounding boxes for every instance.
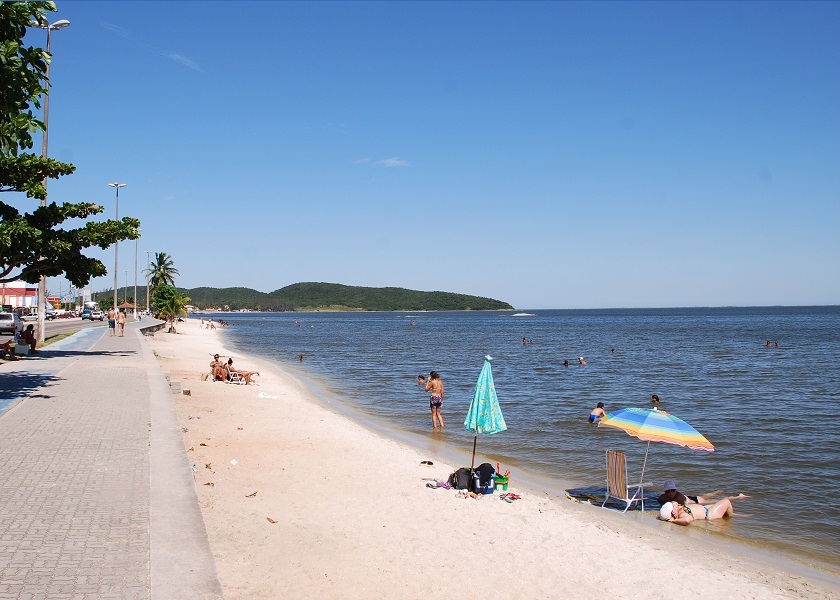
[0,324,223,599]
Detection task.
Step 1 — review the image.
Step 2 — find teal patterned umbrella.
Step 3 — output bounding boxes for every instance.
[464,355,507,471]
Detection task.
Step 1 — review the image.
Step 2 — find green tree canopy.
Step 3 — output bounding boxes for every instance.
[153,283,189,320]
[0,1,139,286]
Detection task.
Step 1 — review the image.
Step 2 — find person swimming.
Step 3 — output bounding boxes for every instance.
[589,402,606,423]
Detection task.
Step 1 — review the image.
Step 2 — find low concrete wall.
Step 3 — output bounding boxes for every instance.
[139,319,167,336]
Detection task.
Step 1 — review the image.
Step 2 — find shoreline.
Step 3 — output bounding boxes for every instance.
[148,318,839,599]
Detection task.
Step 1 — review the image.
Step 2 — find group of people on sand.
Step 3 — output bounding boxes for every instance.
[209,353,260,385]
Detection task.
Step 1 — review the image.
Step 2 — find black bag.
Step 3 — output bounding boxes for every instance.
[448,467,472,490]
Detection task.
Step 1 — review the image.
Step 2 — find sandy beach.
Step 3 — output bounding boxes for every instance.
[147,318,838,600]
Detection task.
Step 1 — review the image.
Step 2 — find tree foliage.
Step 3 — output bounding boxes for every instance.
[0,1,139,286]
[145,252,179,291]
[153,283,189,320]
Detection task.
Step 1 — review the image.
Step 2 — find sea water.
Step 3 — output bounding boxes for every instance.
[215,306,840,572]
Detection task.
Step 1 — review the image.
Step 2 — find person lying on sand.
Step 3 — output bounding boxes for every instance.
[227,358,260,385]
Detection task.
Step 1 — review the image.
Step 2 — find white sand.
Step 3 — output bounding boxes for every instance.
[147,318,839,600]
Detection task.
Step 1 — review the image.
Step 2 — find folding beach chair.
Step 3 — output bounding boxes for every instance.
[602,450,648,513]
[225,364,245,385]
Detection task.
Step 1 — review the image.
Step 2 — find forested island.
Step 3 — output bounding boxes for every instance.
[181,282,514,312]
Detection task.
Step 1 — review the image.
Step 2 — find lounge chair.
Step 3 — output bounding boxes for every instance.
[602,450,649,513]
[225,364,245,385]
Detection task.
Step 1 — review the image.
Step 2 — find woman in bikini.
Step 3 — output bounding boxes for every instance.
[424,371,444,431]
[659,496,746,525]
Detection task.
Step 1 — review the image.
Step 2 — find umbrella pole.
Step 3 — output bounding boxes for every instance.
[470,435,477,472]
[640,440,651,483]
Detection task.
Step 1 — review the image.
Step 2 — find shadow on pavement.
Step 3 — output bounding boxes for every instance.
[24,349,138,360]
[0,372,61,413]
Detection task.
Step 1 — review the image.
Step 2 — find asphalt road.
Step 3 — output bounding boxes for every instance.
[45,317,110,337]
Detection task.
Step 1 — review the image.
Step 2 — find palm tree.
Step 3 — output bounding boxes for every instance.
[145,252,179,291]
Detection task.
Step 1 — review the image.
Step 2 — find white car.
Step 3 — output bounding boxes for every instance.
[0,312,24,335]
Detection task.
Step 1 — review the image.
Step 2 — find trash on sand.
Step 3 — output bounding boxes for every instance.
[237,427,243,430]
[181,427,189,433]
[200,443,208,446]
[257,392,279,399]
[246,491,257,498]
[230,459,238,466]
[204,482,215,487]
[182,389,191,396]
[188,415,201,420]
[205,463,212,469]
[266,517,277,524]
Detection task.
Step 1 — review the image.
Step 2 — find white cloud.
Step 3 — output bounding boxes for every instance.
[375,157,410,168]
[163,52,204,73]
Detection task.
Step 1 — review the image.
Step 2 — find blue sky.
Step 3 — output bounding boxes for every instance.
[22,1,840,309]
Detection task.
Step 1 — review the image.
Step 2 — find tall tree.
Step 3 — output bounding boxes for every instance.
[0,1,139,286]
[145,252,179,291]
[152,283,189,321]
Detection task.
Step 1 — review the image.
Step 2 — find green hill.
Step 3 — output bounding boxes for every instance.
[181,282,513,312]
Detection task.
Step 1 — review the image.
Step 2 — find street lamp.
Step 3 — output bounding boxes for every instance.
[32,17,71,344]
[124,270,128,306]
[144,250,153,314]
[108,182,126,311]
[134,229,141,319]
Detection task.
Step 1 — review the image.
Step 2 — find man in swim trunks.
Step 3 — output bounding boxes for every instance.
[424,371,445,431]
[589,402,606,423]
[107,307,116,336]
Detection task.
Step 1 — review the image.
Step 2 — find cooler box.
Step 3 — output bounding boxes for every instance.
[473,472,495,494]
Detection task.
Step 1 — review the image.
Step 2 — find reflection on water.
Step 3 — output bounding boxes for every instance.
[219,306,840,571]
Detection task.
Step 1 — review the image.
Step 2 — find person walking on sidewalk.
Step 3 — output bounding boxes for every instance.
[107,307,116,336]
[117,308,126,337]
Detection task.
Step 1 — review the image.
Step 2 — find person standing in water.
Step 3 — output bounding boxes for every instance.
[425,371,445,431]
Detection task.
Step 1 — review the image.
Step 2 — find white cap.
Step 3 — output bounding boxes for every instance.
[659,502,673,520]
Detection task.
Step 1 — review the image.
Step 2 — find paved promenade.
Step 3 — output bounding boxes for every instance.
[0,323,223,599]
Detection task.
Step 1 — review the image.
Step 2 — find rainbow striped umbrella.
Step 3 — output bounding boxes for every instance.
[598,407,714,483]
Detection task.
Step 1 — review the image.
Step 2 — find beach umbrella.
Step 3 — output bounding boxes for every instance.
[598,407,714,483]
[464,355,507,473]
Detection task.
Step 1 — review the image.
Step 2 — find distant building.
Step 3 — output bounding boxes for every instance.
[0,281,37,308]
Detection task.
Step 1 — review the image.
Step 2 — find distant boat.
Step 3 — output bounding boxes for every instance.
[512,312,536,317]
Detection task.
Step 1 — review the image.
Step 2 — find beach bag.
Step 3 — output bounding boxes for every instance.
[448,467,472,490]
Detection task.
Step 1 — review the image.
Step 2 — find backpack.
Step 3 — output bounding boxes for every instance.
[448,467,472,490]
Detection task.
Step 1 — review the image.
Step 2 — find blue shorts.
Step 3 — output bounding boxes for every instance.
[108,319,116,329]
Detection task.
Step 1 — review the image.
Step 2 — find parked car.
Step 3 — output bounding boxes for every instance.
[81,308,92,320]
[56,310,72,319]
[0,312,24,335]
[90,310,104,321]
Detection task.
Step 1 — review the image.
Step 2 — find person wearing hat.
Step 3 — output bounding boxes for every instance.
[658,498,735,525]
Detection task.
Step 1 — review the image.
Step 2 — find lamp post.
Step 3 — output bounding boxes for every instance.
[134,229,141,319]
[124,270,129,306]
[108,182,126,311]
[144,250,153,315]
[33,17,71,343]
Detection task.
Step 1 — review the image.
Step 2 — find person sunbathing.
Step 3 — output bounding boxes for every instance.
[210,354,226,381]
[227,358,259,385]
[659,494,750,526]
